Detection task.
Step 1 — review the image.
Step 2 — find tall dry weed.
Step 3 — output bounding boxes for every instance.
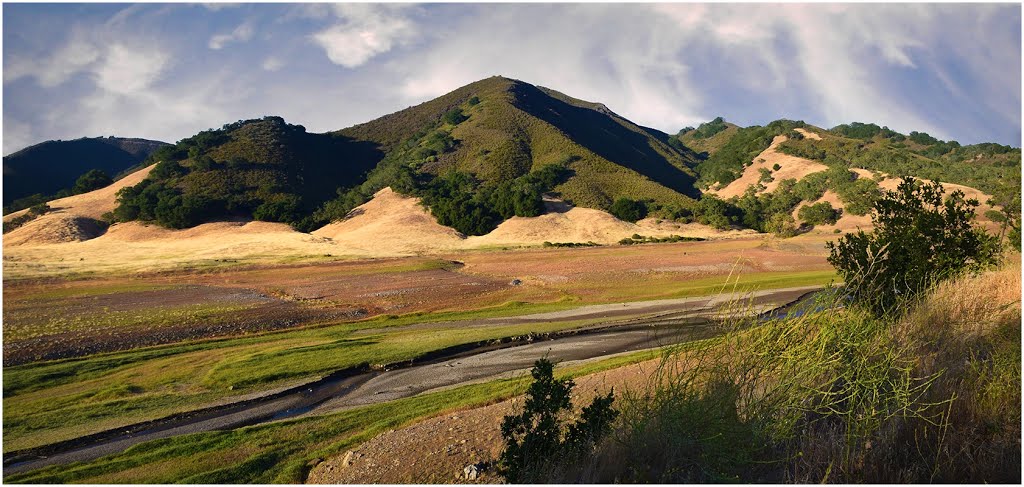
[562,260,1021,483]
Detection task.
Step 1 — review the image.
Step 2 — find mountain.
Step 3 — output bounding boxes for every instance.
[339,76,701,204]
[672,118,1019,238]
[18,77,1016,242]
[3,137,168,206]
[110,76,704,234]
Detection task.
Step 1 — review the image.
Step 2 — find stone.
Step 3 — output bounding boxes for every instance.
[463,464,479,480]
[341,450,355,467]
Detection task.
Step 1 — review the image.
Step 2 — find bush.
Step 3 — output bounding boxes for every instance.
[764,212,798,237]
[498,358,618,483]
[442,108,469,125]
[72,169,113,194]
[608,198,648,222]
[826,177,1000,316]
[798,201,841,225]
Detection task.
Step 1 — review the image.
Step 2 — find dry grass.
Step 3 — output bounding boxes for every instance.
[556,259,1021,483]
[711,134,828,199]
[3,187,753,279]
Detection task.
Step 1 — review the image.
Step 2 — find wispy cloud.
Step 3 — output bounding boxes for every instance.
[3,3,1020,156]
[209,21,254,50]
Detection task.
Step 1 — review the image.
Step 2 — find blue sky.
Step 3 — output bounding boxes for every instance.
[3,3,1021,155]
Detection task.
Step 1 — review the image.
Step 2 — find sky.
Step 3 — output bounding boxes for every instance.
[3,3,1021,155]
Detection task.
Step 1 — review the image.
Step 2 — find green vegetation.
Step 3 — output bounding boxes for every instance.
[111,116,382,231]
[608,197,648,222]
[567,260,1020,482]
[797,201,841,225]
[3,203,50,233]
[689,116,729,139]
[542,241,600,248]
[781,125,1020,216]
[72,169,113,194]
[618,234,704,245]
[827,177,1000,316]
[107,77,703,234]
[693,119,806,187]
[829,121,904,140]
[498,359,618,483]
[3,269,835,453]
[2,137,167,208]
[5,347,664,484]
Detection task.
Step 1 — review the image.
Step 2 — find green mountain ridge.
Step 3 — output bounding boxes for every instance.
[112,76,705,233]
[41,77,1017,238]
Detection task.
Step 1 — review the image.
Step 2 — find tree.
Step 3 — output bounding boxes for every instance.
[764,212,798,237]
[826,177,1000,316]
[72,169,113,194]
[798,201,841,226]
[499,358,618,483]
[609,198,648,222]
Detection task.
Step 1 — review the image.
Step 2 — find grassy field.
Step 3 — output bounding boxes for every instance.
[3,264,833,453]
[4,345,677,483]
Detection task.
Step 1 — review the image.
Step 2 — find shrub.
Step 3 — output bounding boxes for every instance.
[764,212,798,237]
[826,177,1000,316]
[498,358,618,483]
[442,108,469,125]
[467,96,481,106]
[72,169,113,194]
[608,198,648,223]
[798,201,841,225]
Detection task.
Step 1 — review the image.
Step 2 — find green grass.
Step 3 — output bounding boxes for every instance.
[3,268,834,453]
[3,309,604,452]
[4,345,680,484]
[3,302,253,342]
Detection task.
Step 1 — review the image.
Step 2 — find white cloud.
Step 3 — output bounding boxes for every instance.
[93,44,169,95]
[4,36,100,87]
[310,4,417,68]
[261,57,284,72]
[208,22,254,50]
[202,3,239,12]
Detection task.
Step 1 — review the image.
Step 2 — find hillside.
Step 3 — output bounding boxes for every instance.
[106,77,703,236]
[2,137,168,207]
[5,80,1017,253]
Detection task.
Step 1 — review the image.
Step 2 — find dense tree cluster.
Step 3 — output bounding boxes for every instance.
[690,116,729,139]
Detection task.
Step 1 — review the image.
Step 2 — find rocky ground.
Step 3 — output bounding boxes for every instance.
[307,358,663,484]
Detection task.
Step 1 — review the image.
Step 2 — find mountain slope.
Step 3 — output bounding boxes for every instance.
[110,76,704,235]
[3,137,168,206]
[339,76,701,207]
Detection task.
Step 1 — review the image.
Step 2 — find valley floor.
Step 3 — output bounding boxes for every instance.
[3,236,835,482]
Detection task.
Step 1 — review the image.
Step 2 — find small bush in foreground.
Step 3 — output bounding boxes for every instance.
[498,358,618,483]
